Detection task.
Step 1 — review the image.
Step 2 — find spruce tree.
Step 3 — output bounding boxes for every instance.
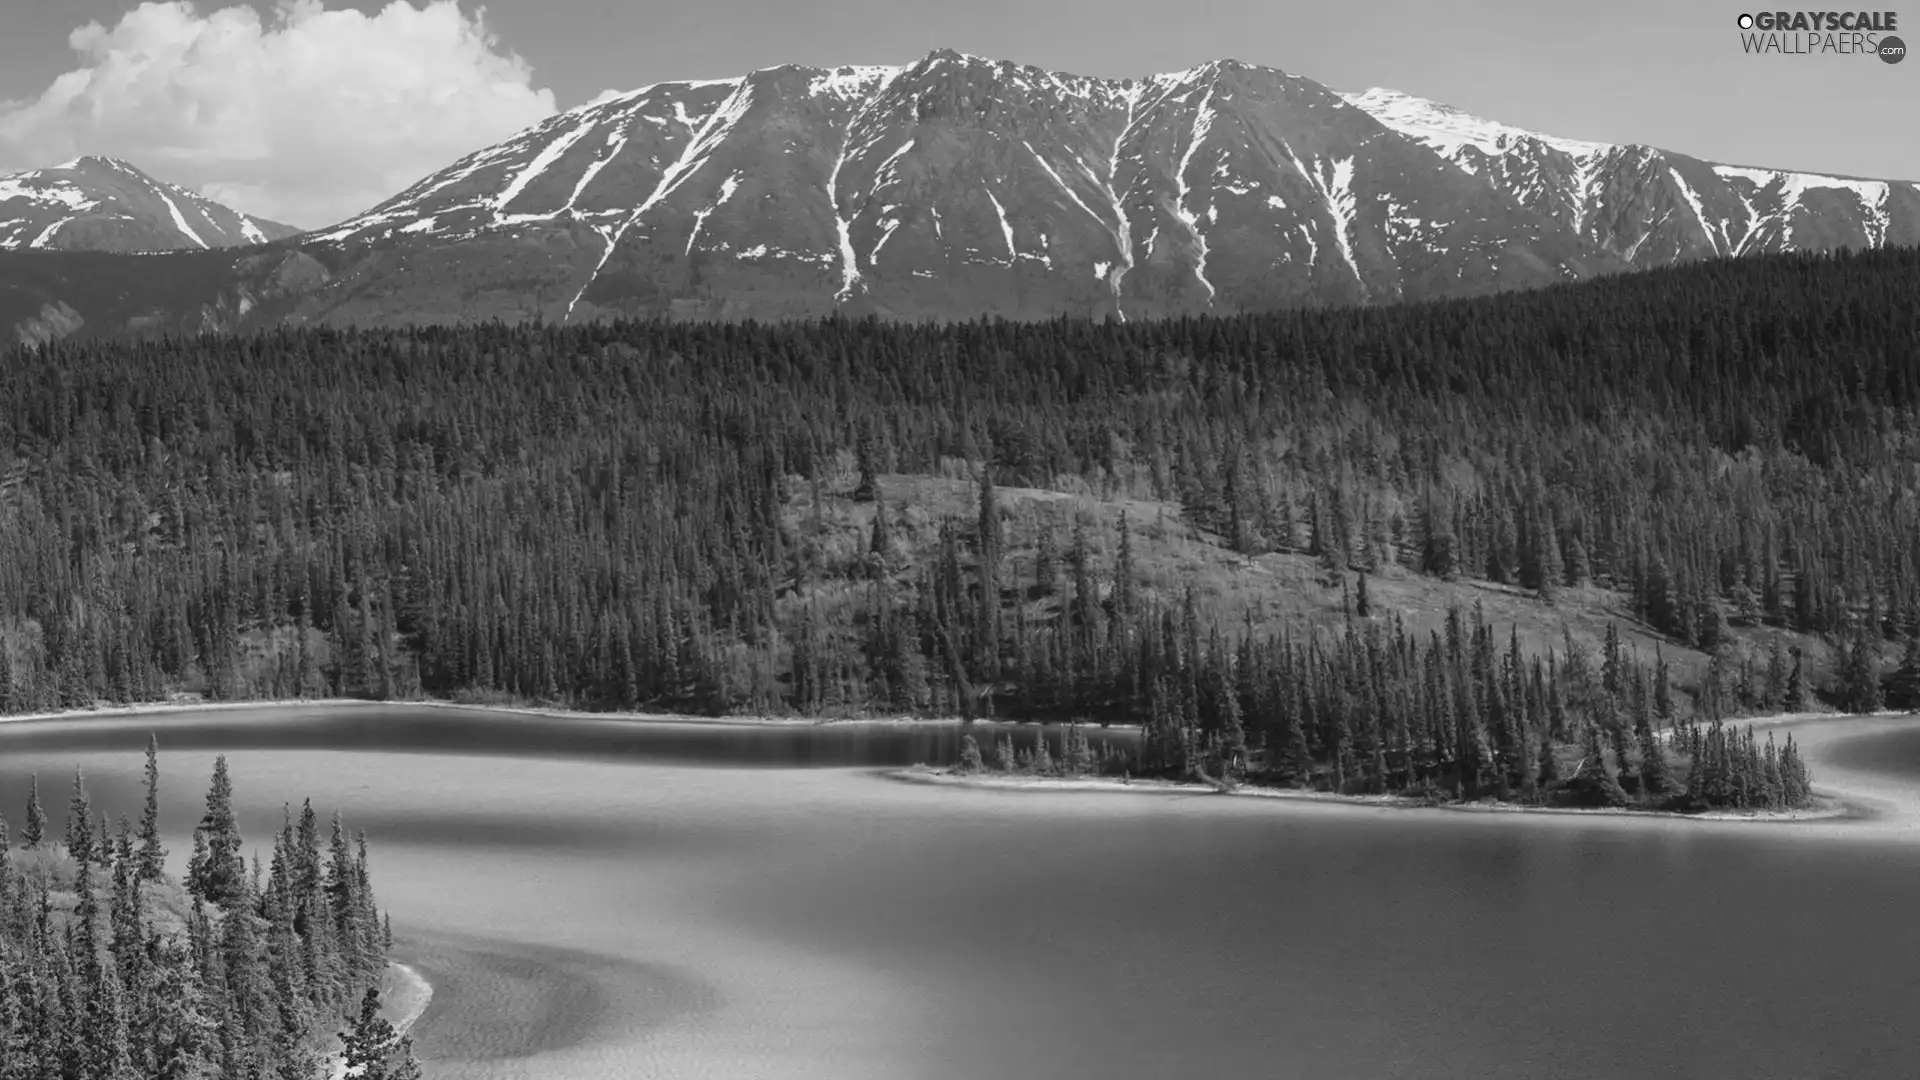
[1030,728,1054,776]
[137,734,166,881]
[1889,633,1920,711]
[992,734,1015,772]
[956,734,984,774]
[23,772,44,848]
[1839,629,1884,714]
[66,768,95,865]
[188,755,244,907]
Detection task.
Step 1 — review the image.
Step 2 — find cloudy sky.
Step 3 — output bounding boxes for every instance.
[0,0,1910,229]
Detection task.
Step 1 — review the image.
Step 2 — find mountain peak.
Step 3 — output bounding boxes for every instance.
[1,157,300,253]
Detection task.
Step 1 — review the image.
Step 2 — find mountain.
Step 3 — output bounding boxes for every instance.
[296,53,1622,323]
[1341,88,1920,266]
[0,157,301,254]
[3,51,1917,342]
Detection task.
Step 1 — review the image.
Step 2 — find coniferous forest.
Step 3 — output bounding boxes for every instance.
[0,739,415,1078]
[3,246,1918,810]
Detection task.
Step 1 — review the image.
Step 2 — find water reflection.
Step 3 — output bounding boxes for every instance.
[0,705,1136,768]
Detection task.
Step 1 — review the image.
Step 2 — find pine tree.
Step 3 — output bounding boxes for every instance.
[1355,570,1372,618]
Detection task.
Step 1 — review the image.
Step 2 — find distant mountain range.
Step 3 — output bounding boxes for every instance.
[0,157,300,254]
[4,50,1917,343]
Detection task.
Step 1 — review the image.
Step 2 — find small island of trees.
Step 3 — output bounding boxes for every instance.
[0,737,419,1078]
[951,609,1818,815]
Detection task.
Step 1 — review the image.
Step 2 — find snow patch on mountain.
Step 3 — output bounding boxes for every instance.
[1341,87,1610,160]
[567,81,756,318]
[28,220,66,249]
[495,121,597,213]
[987,189,1016,263]
[1098,84,1143,314]
[156,189,209,249]
[810,65,901,100]
[1668,167,1725,256]
[563,121,635,215]
[1025,141,1104,233]
[687,172,742,255]
[1174,85,1218,304]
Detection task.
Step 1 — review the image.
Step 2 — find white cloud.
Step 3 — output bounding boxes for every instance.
[0,0,559,229]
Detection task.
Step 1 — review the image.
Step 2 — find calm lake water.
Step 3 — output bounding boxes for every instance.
[2,705,1917,1080]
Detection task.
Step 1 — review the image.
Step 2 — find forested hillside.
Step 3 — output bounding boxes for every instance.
[0,246,1914,806]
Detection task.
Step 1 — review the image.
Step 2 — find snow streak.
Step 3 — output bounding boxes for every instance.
[495,121,597,214]
[239,217,269,245]
[987,190,1016,263]
[1323,158,1362,292]
[566,78,750,321]
[1279,143,1362,292]
[1173,85,1217,305]
[875,138,915,183]
[1026,140,1103,228]
[28,220,64,249]
[829,69,905,301]
[1667,166,1724,256]
[563,120,635,215]
[687,173,742,255]
[156,188,208,249]
[1099,87,1141,315]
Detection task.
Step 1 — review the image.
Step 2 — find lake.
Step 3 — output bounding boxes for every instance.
[2,704,1916,1080]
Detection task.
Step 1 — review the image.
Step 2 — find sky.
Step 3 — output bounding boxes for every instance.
[0,0,1912,229]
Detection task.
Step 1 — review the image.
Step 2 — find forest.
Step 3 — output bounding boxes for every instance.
[0,245,1916,808]
[0,739,415,1078]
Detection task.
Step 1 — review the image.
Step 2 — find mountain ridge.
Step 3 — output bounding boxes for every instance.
[0,156,303,254]
[2,49,1916,343]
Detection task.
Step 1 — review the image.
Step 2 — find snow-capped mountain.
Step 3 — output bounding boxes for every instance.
[0,157,300,254]
[294,51,1621,323]
[1341,88,1920,267]
[3,51,1917,341]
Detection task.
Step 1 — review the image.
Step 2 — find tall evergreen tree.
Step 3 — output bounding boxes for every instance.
[23,772,45,848]
[137,734,167,881]
[188,756,245,908]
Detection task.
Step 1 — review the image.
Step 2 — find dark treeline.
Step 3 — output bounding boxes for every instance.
[0,739,415,1078]
[0,247,1912,798]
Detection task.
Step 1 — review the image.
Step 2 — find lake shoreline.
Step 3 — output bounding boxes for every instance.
[883,764,1862,824]
[886,709,1920,830]
[0,695,1093,730]
[324,960,432,1080]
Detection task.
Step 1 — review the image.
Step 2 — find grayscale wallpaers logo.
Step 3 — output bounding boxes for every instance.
[1737,10,1905,60]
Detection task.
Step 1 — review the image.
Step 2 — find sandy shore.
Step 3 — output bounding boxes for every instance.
[889,709,1920,833]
